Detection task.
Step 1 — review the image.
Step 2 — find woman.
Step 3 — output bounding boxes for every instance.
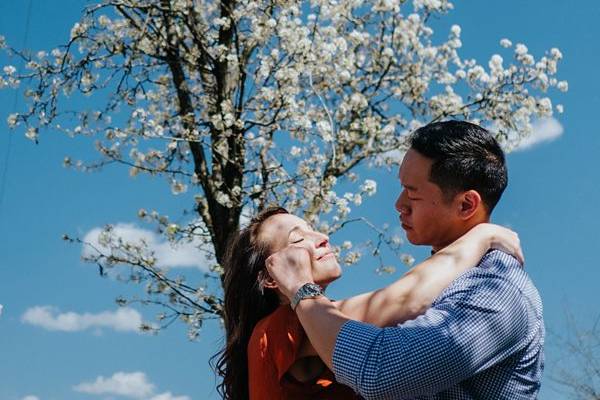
[214,206,523,399]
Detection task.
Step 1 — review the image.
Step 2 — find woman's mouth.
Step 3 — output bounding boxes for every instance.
[317,252,335,261]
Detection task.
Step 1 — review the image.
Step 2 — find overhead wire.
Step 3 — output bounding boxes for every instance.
[0,0,34,219]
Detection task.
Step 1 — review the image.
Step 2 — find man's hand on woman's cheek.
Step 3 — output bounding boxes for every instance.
[266,245,315,301]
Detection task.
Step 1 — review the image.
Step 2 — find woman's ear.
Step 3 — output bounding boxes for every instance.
[458,190,482,220]
[259,269,278,290]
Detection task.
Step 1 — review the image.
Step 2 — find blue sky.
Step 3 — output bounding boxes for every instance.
[1,1,598,399]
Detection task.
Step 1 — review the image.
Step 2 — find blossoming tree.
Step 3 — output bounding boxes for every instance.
[0,0,566,338]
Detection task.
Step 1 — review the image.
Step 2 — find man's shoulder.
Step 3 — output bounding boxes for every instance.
[478,249,522,270]
[434,250,540,311]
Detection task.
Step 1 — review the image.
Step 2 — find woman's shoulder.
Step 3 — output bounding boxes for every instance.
[248,305,304,358]
[247,305,306,399]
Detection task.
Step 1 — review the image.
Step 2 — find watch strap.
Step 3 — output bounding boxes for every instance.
[291,283,324,310]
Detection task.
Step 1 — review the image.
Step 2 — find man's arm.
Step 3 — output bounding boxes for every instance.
[267,247,528,399]
[301,268,529,399]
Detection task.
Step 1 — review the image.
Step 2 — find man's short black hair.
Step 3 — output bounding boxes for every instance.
[409,120,508,213]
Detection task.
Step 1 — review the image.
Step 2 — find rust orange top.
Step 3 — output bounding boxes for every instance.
[247,305,359,400]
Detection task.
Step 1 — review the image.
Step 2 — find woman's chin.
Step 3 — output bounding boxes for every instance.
[315,265,342,286]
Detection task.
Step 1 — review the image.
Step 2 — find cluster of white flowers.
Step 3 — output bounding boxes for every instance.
[6,113,18,128]
[361,180,377,196]
[0,0,567,329]
[25,127,38,141]
[170,180,188,195]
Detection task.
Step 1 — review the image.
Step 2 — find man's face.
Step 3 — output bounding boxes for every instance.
[395,149,461,250]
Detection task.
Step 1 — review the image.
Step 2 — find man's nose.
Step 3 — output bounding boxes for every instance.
[395,191,411,215]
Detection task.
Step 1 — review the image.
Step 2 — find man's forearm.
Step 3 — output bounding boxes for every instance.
[294,295,351,370]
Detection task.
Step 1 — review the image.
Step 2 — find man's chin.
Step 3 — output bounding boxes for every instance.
[405,232,421,245]
[406,234,429,247]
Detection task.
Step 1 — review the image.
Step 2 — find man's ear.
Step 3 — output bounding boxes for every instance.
[458,190,482,220]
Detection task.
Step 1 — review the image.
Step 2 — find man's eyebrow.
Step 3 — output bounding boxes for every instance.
[403,184,418,191]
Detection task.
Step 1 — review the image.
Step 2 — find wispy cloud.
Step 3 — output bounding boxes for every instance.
[21,306,143,334]
[0,304,3,317]
[21,396,40,400]
[513,117,564,151]
[149,393,192,400]
[73,371,190,400]
[82,223,212,270]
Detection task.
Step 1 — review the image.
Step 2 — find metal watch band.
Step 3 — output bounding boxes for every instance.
[291,283,324,310]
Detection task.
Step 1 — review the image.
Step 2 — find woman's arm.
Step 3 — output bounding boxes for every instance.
[334,223,523,327]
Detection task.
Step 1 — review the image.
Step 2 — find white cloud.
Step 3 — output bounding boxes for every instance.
[21,306,143,333]
[73,371,154,399]
[73,371,190,400]
[82,223,212,270]
[513,117,564,151]
[150,392,191,400]
[22,396,39,400]
[0,304,3,317]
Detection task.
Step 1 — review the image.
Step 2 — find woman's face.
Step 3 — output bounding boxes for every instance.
[259,213,341,286]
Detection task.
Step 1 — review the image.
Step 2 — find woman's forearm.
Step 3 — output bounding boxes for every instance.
[336,225,494,326]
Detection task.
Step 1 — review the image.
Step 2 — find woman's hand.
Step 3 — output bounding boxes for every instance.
[465,223,524,265]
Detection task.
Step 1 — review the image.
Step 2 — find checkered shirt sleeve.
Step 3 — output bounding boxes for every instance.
[332,251,536,400]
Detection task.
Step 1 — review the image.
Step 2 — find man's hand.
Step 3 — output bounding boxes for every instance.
[266,245,315,301]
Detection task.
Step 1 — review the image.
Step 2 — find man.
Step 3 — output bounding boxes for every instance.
[266,121,544,399]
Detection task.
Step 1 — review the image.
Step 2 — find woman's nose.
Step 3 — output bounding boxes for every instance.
[314,233,329,248]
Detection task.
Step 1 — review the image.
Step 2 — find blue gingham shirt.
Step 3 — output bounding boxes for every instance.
[333,250,544,399]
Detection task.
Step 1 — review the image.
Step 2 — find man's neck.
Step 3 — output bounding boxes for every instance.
[431,217,491,253]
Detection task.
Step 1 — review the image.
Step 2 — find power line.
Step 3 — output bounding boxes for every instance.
[0,0,33,219]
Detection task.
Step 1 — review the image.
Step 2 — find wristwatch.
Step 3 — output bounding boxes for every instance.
[291,283,324,310]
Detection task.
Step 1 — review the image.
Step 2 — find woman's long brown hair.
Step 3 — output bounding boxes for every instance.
[213,206,289,400]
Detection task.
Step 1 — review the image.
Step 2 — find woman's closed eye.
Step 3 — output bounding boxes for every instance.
[290,238,304,244]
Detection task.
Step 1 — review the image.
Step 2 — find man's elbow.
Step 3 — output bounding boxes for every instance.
[357,381,393,400]
[356,377,411,400]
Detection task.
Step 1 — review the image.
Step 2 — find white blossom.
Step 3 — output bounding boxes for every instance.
[550,48,563,60]
[557,81,569,92]
[7,113,18,127]
[70,22,87,40]
[515,43,528,56]
[450,25,461,37]
[401,254,415,266]
[290,146,302,157]
[361,180,377,196]
[25,127,38,141]
[3,65,16,75]
[170,180,188,195]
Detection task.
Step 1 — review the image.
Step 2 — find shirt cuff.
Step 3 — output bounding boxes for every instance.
[332,319,383,389]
